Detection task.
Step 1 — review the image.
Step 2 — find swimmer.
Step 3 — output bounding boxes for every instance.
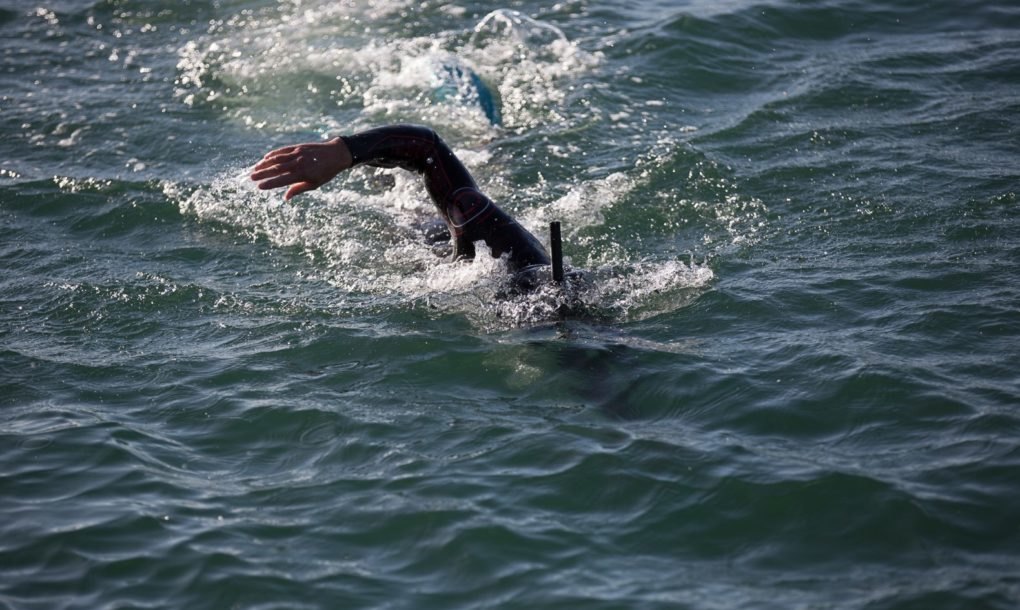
[250,124,552,280]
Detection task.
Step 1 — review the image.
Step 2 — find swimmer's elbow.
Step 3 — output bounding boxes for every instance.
[398,124,442,144]
[419,125,446,150]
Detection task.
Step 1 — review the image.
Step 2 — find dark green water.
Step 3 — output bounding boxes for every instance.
[2,1,1019,608]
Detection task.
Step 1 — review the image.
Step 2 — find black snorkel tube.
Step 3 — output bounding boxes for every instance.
[550,221,564,283]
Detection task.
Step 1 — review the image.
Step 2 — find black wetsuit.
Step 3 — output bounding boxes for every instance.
[342,125,550,273]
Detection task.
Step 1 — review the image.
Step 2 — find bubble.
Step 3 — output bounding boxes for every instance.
[19,437,54,451]
[300,422,338,446]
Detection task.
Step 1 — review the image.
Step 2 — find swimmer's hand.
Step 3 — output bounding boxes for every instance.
[250,137,353,201]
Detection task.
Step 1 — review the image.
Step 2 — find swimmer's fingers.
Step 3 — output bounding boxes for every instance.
[249,157,300,182]
[249,138,352,199]
[252,170,303,192]
[284,182,317,201]
[251,171,311,200]
[252,147,300,172]
[251,163,330,200]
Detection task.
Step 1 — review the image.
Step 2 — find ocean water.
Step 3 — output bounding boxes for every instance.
[2,0,1019,608]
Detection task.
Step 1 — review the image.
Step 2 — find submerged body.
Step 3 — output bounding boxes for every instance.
[251,124,550,275]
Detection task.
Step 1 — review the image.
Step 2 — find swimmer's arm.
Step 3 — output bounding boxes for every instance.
[252,124,476,210]
[250,125,471,200]
[250,138,353,201]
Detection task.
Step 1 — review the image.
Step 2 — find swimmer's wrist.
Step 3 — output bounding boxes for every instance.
[329,136,354,172]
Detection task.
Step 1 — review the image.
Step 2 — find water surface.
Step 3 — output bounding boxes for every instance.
[2,1,1019,608]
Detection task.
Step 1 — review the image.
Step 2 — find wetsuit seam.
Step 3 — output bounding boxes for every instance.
[448,187,493,229]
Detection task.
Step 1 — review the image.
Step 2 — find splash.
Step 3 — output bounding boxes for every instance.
[464,9,601,130]
[480,258,714,328]
[173,3,601,137]
[166,159,713,329]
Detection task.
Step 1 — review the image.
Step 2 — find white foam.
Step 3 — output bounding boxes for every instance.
[520,172,636,236]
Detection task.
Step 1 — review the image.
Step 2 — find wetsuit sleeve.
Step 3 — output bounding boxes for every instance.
[341,125,550,271]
